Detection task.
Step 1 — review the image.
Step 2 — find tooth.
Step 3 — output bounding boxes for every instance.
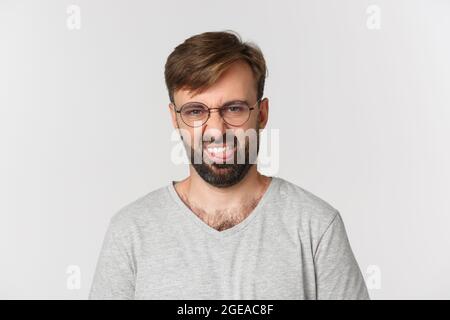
[206,146,231,154]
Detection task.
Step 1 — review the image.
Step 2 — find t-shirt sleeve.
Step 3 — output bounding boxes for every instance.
[313,211,370,300]
[89,217,136,300]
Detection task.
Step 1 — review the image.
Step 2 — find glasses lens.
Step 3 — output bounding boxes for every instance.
[222,102,251,126]
[180,103,209,127]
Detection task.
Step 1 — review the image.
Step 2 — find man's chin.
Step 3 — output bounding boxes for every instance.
[196,162,240,177]
[191,162,253,188]
[210,163,236,169]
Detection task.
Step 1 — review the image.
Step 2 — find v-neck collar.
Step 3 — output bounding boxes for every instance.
[166,176,279,239]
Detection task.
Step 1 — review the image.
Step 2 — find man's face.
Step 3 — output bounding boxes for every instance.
[169,60,269,188]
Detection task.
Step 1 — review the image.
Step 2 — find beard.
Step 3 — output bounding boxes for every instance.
[183,129,260,188]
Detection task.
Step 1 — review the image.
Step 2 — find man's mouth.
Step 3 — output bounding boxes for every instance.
[203,144,237,163]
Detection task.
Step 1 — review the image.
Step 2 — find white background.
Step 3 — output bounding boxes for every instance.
[1,0,449,299]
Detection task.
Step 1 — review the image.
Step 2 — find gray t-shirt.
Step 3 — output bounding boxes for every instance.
[89,176,369,300]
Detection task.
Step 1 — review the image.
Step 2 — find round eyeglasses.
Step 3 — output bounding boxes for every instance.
[172,99,261,128]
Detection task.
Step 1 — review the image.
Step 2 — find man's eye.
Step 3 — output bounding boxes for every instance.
[184,108,205,116]
[226,105,244,112]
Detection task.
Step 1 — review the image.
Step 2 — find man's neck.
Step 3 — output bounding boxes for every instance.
[181,165,268,207]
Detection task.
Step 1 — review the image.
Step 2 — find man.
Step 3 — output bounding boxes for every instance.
[89,31,370,300]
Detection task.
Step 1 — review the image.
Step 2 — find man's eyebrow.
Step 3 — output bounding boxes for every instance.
[182,99,249,107]
[220,99,249,106]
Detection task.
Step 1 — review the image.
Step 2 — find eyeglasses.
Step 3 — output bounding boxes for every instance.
[172,99,261,128]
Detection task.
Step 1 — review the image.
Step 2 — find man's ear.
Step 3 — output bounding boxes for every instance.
[258,97,269,130]
[168,102,178,129]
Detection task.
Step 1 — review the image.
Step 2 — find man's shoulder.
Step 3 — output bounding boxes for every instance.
[275,176,339,227]
[108,183,172,230]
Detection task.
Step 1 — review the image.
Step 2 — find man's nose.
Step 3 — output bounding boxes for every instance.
[203,109,228,143]
[205,109,227,132]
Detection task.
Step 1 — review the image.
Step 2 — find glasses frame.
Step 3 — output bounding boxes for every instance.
[172,99,261,128]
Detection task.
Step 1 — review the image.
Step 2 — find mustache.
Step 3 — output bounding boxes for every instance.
[201,134,240,148]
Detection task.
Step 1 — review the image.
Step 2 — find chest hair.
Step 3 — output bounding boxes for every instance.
[179,193,263,232]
